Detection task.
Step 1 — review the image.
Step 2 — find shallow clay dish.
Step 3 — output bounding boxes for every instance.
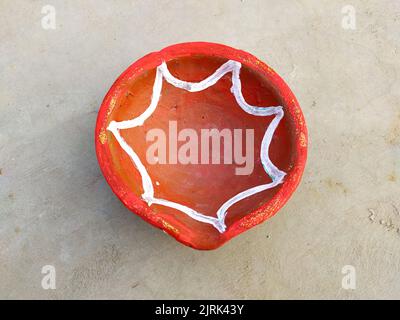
[95,42,307,250]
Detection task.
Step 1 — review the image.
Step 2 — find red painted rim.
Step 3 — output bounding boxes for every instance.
[95,42,308,250]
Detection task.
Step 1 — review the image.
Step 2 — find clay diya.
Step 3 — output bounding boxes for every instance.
[95,42,307,250]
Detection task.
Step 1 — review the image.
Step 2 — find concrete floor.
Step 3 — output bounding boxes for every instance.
[0,0,399,299]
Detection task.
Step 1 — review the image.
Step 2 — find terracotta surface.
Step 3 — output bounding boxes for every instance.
[96,43,307,249]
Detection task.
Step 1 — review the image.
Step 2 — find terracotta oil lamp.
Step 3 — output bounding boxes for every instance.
[95,42,307,250]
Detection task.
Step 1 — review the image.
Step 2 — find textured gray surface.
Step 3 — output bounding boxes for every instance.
[0,0,399,299]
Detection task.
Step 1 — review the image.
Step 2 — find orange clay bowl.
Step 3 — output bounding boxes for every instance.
[95,42,307,250]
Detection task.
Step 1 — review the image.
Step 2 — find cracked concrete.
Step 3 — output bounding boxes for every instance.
[0,0,399,299]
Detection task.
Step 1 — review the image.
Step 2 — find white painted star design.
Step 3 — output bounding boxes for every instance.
[107,60,286,233]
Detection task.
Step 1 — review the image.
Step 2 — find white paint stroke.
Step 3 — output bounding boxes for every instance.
[107,60,286,233]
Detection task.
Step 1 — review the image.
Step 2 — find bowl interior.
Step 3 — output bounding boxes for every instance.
[105,54,295,245]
